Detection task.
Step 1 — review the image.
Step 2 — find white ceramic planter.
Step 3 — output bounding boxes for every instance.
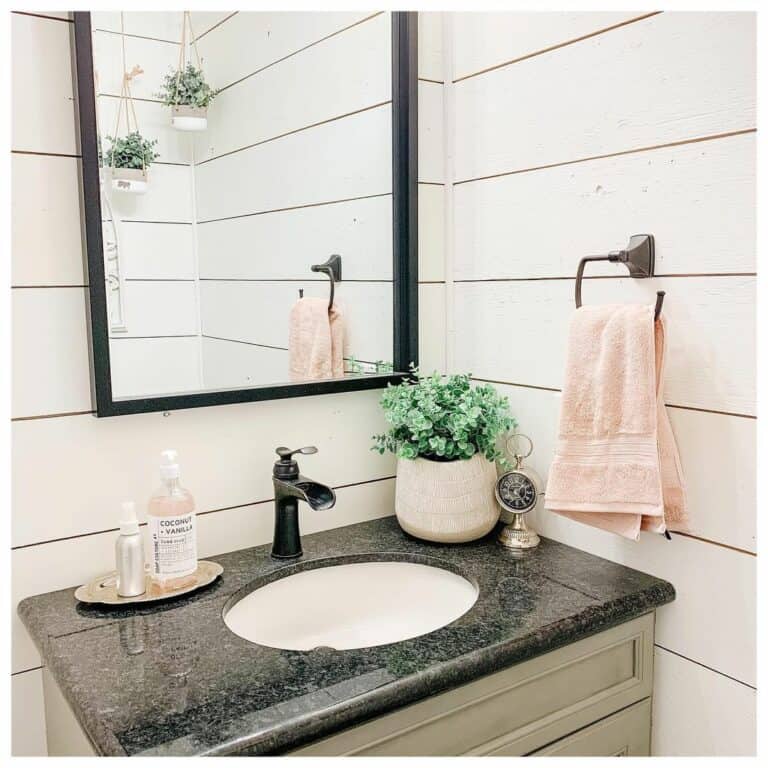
[171,105,208,132]
[110,167,148,194]
[395,454,500,543]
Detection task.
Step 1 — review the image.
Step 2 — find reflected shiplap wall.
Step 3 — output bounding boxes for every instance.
[10,10,444,755]
[194,12,394,383]
[91,11,203,396]
[447,11,756,756]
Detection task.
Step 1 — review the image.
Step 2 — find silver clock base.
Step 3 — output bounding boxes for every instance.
[497,513,540,550]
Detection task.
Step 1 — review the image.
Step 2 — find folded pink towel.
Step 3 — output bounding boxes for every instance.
[289,297,346,382]
[544,304,688,540]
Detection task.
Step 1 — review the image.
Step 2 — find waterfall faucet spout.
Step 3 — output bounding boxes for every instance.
[271,446,336,559]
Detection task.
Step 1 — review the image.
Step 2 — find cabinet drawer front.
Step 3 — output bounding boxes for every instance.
[532,699,651,756]
[291,613,654,756]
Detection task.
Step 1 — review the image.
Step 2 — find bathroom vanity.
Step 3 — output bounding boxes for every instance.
[19,517,674,756]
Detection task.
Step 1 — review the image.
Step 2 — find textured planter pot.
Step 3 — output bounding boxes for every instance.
[110,167,148,194]
[171,105,208,131]
[395,454,500,543]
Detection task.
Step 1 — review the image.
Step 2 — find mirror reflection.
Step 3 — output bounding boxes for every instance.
[91,11,394,399]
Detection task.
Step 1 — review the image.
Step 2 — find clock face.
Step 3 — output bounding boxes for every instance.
[496,471,537,512]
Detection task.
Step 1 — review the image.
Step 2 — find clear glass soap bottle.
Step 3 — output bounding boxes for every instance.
[147,450,198,593]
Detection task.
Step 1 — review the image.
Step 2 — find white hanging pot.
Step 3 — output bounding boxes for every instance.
[171,105,208,132]
[394,454,500,543]
[110,167,148,195]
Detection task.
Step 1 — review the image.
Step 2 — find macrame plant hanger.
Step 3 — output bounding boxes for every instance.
[110,15,145,179]
[176,11,203,92]
[111,65,144,175]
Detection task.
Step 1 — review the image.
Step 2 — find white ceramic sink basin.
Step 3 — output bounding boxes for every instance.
[224,560,478,651]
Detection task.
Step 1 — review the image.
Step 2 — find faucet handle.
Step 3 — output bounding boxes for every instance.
[274,446,317,480]
[275,446,318,460]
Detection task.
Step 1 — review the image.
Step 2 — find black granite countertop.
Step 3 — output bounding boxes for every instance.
[18,516,674,756]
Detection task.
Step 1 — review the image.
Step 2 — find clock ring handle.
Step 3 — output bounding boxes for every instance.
[505,432,533,461]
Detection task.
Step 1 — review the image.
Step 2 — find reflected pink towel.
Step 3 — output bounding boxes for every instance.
[544,304,688,540]
[289,297,345,382]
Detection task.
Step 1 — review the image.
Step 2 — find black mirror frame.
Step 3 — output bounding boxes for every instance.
[73,11,419,417]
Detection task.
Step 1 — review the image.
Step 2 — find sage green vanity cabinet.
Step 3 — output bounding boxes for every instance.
[290,613,655,757]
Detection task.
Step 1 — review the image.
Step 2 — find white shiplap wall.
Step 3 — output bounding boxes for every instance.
[449,11,756,756]
[10,11,445,754]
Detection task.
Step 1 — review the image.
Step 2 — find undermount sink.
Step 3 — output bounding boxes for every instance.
[223,559,478,651]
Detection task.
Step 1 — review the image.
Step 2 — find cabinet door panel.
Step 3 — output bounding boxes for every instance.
[532,699,651,757]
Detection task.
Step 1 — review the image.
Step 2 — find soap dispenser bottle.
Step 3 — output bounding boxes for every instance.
[148,450,198,593]
[116,501,146,598]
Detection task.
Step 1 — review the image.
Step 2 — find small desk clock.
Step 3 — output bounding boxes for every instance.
[496,434,541,550]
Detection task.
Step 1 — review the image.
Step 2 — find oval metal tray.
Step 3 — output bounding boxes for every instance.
[74,560,223,606]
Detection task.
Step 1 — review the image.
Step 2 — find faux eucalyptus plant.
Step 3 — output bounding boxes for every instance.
[103,132,159,170]
[158,64,217,108]
[372,371,515,464]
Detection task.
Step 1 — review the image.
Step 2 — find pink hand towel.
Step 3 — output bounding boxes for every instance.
[289,297,346,382]
[544,304,688,540]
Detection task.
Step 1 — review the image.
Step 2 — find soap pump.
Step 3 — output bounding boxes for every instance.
[116,501,146,597]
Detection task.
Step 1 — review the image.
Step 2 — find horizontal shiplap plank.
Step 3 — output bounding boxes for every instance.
[92,29,179,102]
[198,195,392,281]
[201,337,289,390]
[418,11,443,82]
[418,80,444,184]
[110,337,201,398]
[195,105,390,222]
[11,154,84,286]
[12,288,92,419]
[119,281,198,338]
[11,670,47,756]
[12,390,394,549]
[12,478,394,673]
[97,96,193,166]
[418,184,445,283]
[455,277,755,415]
[107,163,192,223]
[419,284,446,375]
[195,11,374,91]
[492,383,756,553]
[530,506,756,686]
[199,280,392,364]
[652,647,755,756]
[120,223,195,280]
[20,11,72,21]
[11,13,78,155]
[668,408,755,552]
[193,12,390,163]
[454,132,756,279]
[190,12,233,40]
[454,12,756,182]
[91,11,184,42]
[452,12,645,81]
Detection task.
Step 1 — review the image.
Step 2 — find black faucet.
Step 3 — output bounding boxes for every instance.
[271,446,336,559]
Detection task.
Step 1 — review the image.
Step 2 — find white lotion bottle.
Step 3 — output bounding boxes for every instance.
[116,501,146,597]
[148,450,198,593]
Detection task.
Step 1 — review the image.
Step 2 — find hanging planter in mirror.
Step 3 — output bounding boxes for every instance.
[104,66,158,194]
[159,12,217,132]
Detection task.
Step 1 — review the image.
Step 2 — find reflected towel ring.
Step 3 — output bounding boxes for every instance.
[310,254,342,311]
[574,234,665,321]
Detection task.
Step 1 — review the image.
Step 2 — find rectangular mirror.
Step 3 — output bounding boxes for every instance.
[73,11,418,416]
